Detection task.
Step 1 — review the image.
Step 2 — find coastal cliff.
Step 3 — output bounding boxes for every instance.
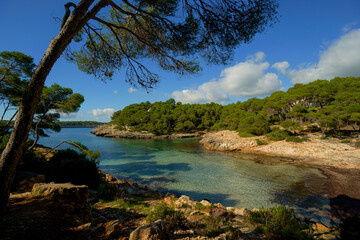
[91,124,201,139]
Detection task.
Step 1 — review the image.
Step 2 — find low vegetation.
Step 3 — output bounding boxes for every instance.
[256,139,268,145]
[146,204,187,231]
[249,206,314,240]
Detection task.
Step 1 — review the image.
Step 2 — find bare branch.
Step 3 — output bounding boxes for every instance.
[60,2,77,29]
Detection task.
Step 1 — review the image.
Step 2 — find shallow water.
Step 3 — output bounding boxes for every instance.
[38,128,330,219]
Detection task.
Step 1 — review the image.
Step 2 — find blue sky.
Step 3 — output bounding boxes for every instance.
[1,0,360,122]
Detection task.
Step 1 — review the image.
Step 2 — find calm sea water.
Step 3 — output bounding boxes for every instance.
[38,128,330,219]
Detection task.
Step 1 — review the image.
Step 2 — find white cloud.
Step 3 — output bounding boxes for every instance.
[59,112,82,119]
[171,52,283,104]
[128,87,136,93]
[89,108,115,117]
[172,81,230,104]
[113,90,118,94]
[219,60,282,97]
[247,51,266,62]
[287,28,360,84]
[272,61,290,74]
[342,21,359,33]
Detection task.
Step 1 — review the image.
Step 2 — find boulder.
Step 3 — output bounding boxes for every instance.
[200,199,212,207]
[174,195,197,208]
[32,182,89,203]
[104,220,123,239]
[31,182,91,223]
[214,203,226,209]
[233,208,250,216]
[129,220,166,240]
[313,223,332,233]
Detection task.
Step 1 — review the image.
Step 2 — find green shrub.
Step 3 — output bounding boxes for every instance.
[340,140,351,144]
[286,136,309,143]
[0,134,10,151]
[340,215,360,240]
[238,132,255,137]
[108,199,148,212]
[47,149,100,189]
[266,127,291,141]
[249,206,313,240]
[195,203,207,210]
[146,204,175,222]
[355,142,360,148]
[201,213,232,237]
[281,120,302,132]
[146,204,186,231]
[96,183,118,201]
[256,139,268,145]
[19,149,48,173]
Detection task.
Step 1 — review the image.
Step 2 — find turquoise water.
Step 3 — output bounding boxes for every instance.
[38,128,330,219]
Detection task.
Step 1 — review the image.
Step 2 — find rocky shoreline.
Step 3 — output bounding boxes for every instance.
[200,130,360,219]
[200,130,360,169]
[3,170,339,240]
[90,124,202,139]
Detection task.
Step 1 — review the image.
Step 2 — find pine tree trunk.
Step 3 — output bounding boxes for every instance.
[0,0,98,216]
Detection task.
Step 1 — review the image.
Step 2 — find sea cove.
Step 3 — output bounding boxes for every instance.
[38,128,330,220]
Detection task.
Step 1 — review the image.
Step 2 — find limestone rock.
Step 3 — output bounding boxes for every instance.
[214,203,226,209]
[129,220,166,240]
[91,124,201,139]
[104,220,123,239]
[174,195,197,208]
[313,223,332,233]
[233,208,250,216]
[32,182,89,203]
[200,199,212,207]
[200,130,258,151]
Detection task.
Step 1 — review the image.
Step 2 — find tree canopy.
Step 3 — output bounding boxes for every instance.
[0,51,85,148]
[67,0,279,87]
[111,77,360,137]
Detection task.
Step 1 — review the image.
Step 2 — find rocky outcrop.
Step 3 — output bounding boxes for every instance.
[32,182,89,203]
[32,182,91,224]
[200,130,259,151]
[2,183,92,240]
[91,124,201,139]
[129,220,166,240]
